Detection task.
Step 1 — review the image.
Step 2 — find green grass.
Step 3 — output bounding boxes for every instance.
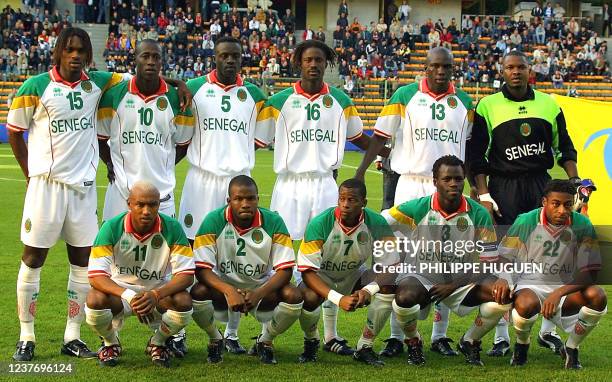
[0,145,610,381]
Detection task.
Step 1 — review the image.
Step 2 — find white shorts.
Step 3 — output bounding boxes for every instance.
[270,173,337,240]
[318,266,368,295]
[102,182,175,221]
[213,300,273,323]
[513,284,579,333]
[394,174,435,205]
[401,275,477,319]
[21,176,98,248]
[178,167,249,240]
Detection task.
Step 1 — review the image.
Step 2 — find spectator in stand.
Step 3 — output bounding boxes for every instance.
[376,17,388,34]
[604,3,611,37]
[337,11,349,31]
[428,27,440,48]
[553,2,565,22]
[399,0,411,25]
[302,25,314,41]
[552,69,564,88]
[315,26,326,42]
[440,27,453,49]
[338,0,349,16]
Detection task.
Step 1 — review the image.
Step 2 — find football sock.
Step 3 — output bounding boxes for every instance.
[512,309,538,344]
[151,309,193,346]
[464,302,512,343]
[224,309,241,340]
[539,318,557,336]
[389,312,405,340]
[17,261,40,342]
[392,299,420,339]
[260,302,303,343]
[64,264,89,343]
[85,307,118,346]
[357,293,393,350]
[299,306,321,340]
[322,300,339,343]
[566,306,607,349]
[192,300,223,341]
[493,313,511,343]
[431,302,451,342]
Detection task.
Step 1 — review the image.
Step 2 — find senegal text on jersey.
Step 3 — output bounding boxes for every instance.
[505,142,546,160]
[50,116,94,134]
[290,128,337,143]
[202,117,248,135]
[414,127,460,143]
[218,260,267,277]
[320,260,360,272]
[122,131,164,146]
[118,265,166,281]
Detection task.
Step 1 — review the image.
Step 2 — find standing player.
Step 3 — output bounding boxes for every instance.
[386,155,511,366]
[85,182,194,368]
[467,50,579,356]
[8,27,126,361]
[355,47,475,358]
[189,176,303,364]
[178,36,266,353]
[98,39,194,221]
[296,179,399,365]
[255,40,376,356]
[496,180,607,369]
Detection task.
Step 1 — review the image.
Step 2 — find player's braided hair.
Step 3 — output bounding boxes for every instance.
[339,178,367,199]
[53,27,93,68]
[291,39,337,70]
[543,179,577,196]
[228,175,258,195]
[432,155,465,179]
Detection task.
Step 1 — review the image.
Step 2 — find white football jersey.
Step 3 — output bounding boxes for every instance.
[186,71,266,176]
[375,79,474,176]
[97,78,194,201]
[255,82,363,175]
[7,67,123,190]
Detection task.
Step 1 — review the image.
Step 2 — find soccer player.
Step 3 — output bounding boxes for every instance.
[386,155,511,366]
[355,47,475,358]
[296,179,399,365]
[190,176,303,364]
[255,39,377,356]
[467,50,579,356]
[496,180,607,369]
[178,36,266,353]
[85,181,195,367]
[98,39,194,221]
[8,27,126,361]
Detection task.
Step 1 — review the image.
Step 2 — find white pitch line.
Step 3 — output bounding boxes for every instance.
[340,163,381,175]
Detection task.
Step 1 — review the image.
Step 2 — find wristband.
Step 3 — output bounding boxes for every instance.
[151,289,160,302]
[327,289,343,306]
[121,289,137,303]
[362,282,380,296]
[478,193,494,203]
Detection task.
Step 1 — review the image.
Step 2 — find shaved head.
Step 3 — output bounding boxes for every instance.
[425,47,453,94]
[129,181,160,202]
[135,39,161,56]
[128,181,160,233]
[426,46,453,65]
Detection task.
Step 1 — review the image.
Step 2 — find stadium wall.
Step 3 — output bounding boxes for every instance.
[326,0,380,31]
[407,0,462,25]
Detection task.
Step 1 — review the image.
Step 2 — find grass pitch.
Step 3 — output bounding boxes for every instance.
[0,146,610,381]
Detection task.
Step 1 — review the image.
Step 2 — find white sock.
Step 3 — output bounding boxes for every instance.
[85,306,118,346]
[151,309,193,346]
[392,299,420,339]
[511,309,538,344]
[260,302,303,343]
[389,312,405,340]
[224,309,241,340]
[539,318,557,336]
[322,300,339,343]
[431,302,451,342]
[493,312,511,343]
[464,302,512,343]
[357,293,393,350]
[17,261,40,342]
[64,264,89,343]
[566,306,607,349]
[299,306,321,340]
[192,300,223,341]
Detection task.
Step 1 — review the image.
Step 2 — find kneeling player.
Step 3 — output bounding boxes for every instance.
[498,180,607,369]
[386,156,511,366]
[85,182,194,367]
[190,176,303,364]
[296,179,399,366]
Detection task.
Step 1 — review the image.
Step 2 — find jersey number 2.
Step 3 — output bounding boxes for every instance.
[236,238,246,256]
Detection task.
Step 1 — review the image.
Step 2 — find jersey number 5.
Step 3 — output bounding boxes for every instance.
[221,95,231,112]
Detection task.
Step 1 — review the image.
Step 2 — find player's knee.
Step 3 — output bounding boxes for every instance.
[584,285,607,311]
[21,247,47,268]
[513,292,540,317]
[394,289,418,308]
[280,285,303,305]
[190,282,209,301]
[170,291,193,312]
[379,285,396,294]
[86,288,111,309]
[301,287,323,311]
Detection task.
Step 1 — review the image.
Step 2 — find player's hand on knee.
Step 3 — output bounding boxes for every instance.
[492,278,511,304]
[430,283,455,303]
[243,289,263,312]
[352,290,371,308]
[541,292,562,319]
[339,295,358,312]
[131,291,158,316]
[137,312,155,325]
[225,288,247,312]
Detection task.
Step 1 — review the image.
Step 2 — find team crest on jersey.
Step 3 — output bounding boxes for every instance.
[322,95,333,108]
[120,239,130,251]
[292,99,301,108]
[24,218,32,233]
[428,215,437,225]
[559,230,572,244]
[534,233,543,243]
[251,229,263,244]
[81,80,92,93]
[206,89,215,97]
[225,229,235,239]
[53,87,62,97]
[126,98,135,108]
[152,234,164,249]
[184,214,193,228]
[332,234,341,244]
[357,231,369,245]
[418,98,427,106]
[456,217,469,232]
[447,96,458,109]
[237,89,247,102]
[520,122,531,137]
[157,97,168,111]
